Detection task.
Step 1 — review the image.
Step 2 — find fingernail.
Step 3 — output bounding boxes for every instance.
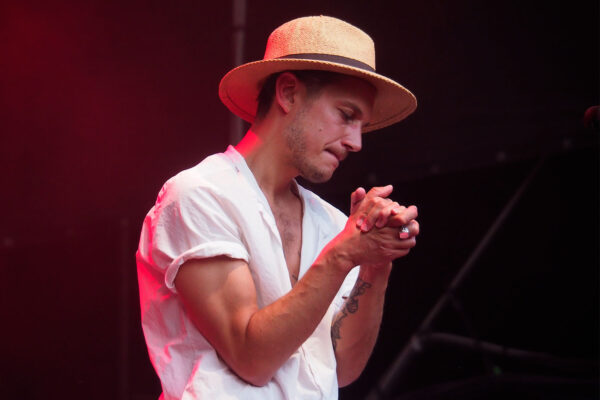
[399,232,410,239]
[361,221,369,232]
[356,218,363,227]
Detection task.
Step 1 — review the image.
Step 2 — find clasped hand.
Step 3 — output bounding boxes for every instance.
[340,185,419,267]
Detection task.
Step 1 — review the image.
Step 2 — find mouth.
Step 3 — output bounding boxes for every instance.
[324,150,341,167]
[325,148,346,163]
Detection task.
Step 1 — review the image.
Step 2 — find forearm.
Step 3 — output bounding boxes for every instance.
[231,248,352,385]
[332,263,392,387]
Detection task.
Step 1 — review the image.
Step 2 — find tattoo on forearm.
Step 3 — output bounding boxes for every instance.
[331,278,372,351]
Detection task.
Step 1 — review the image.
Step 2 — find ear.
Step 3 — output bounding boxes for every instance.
[274,72,302,115]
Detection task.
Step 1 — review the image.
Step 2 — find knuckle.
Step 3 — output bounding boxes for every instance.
[412,222,420,234]
[397,215,409,225]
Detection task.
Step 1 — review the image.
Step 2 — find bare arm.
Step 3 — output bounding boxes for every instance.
[332,186,419,386]
[331,264,389,386]
[174,186,414,387]
[175,250,349,387]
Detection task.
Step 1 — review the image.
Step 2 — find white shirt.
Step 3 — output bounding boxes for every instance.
[136,146,359,399]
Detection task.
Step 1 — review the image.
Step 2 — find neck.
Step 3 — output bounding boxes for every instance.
[235,127,298,201]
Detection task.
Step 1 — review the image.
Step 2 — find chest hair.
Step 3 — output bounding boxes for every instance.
[271,200,303,285]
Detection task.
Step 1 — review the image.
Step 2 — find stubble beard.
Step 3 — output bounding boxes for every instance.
[284,108,332,184]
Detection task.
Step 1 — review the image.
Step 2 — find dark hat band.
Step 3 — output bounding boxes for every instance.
[276,53,376,73]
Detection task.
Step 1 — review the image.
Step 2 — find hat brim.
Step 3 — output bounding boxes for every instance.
[218,58,417,133]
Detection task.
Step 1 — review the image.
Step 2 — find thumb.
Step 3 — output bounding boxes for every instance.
[350,187,366,214]
[367,184,394,199]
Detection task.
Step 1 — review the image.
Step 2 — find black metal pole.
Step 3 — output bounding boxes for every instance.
[366,157,546,399]
[118,218,130,400]
[229,0,246,145]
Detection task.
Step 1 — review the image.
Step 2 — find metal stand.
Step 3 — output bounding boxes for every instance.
[229,0,247,145]
[366,157,549,399]
[118,218,131,400]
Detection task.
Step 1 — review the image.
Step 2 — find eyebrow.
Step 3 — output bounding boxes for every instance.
[340,101,363,118]
[340,100,372,126]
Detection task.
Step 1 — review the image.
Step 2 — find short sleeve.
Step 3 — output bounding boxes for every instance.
[139,175,249,293]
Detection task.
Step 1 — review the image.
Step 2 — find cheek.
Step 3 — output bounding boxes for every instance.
[302,108,338,144]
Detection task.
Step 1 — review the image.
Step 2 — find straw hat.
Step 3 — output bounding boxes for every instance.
[218,15,417,133]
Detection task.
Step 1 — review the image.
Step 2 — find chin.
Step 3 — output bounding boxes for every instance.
[296,158,338,183]
[308,176,332,184]
[302,169,334,184]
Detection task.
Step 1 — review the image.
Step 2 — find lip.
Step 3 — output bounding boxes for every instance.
[325,148,346,163]
[324,149,341,166]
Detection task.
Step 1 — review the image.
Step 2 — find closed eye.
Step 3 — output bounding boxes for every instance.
[339,109,355,123]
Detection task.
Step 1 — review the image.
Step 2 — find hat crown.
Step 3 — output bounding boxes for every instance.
[263,16,376,70]
[219,15,416,132]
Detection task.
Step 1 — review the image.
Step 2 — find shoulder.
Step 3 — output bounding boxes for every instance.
[156,153,239,207]
[168,153,235,192]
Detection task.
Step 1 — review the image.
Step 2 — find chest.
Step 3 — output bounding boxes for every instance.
[271,200,303,284]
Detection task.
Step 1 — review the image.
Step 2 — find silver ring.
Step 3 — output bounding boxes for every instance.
[399,225,410,239]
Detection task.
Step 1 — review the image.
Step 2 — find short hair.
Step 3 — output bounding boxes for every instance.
[254,70,342,121]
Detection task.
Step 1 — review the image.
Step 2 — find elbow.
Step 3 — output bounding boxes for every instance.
[337,363,364,387]
[338,373,360,388]
[229,355,276,387]
[238,369,272,387]
[246,375,272,387]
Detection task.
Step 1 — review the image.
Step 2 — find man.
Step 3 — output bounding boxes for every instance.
[136,15,419,399]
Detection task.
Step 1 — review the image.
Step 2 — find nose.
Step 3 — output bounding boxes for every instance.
[342,124,362,153]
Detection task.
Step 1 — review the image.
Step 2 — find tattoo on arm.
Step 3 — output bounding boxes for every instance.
[331,278,372,351]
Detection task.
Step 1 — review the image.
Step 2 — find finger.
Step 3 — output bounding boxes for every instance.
[396,236,417,251]
[386,205,418,228]
[375,202,401,228]
[399,220,419,239]
[399,226,410,239]
[365,184,393,200]
[360,198,393,232]
[355,185,397,230]
[350,187,366,215]
[375,227,417,258]
[390,205,406,216]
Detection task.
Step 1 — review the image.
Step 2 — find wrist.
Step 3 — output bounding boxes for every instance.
[316,239,356,276]
[358,262,392,286]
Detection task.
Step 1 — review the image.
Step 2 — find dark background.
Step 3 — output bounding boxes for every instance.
[1,1,598,399]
